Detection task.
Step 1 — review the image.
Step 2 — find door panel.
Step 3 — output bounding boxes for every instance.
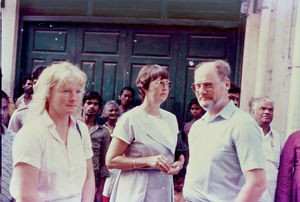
[124,28,180,112]
[24,23,76,70]
[188,35,227,58]
[20,22,240,123]
[132,33,171,57]
[75,26,126,102]
[83,32,120,54]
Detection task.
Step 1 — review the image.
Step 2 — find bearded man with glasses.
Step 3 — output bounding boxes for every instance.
[183,60,266,202]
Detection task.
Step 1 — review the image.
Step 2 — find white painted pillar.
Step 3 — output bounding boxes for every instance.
[287,0,300,136]
[1,0,20,97]
[254,0,272,97]
[286,67,300,136]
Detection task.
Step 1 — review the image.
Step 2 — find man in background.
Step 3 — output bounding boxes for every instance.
[228,83,240,107]
[250,97,282,202]
[82,91,110,202]
[15,74,33,109]
[1,90,16,202]
[8,65,46,133]
[118,87,135,114]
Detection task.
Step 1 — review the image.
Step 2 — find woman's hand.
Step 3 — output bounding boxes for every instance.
[168,154,184,175]
[168,161,183,175]
[147,154,171,173]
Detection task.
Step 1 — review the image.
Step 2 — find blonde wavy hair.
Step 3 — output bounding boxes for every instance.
[25,62,87,123]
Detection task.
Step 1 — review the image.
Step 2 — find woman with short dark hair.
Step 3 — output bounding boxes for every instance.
[106,64,184,202]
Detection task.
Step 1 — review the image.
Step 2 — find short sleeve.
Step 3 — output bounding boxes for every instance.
[78,122,93,159]
[112,114,134,144]
[234,120,265,172]
[8,111,22,133]
[12,126,43,169]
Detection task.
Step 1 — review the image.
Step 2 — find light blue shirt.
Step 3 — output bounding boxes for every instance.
[183,101,265,202]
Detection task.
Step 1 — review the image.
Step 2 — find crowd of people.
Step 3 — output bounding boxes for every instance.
[1,60,299,202]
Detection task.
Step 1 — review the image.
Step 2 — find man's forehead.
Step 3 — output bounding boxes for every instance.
[194,66,219,82]
[123,90,133,96]
[86,99,99,103]
[229,93,240,97]
[257,100,273,108]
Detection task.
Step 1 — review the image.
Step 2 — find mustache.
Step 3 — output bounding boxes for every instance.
[24,87,33,94]
[86,108,99,113]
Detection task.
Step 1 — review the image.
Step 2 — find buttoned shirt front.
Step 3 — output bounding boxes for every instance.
[183,101,265,202]
[259,128,282,202]
[10,111,93,201]
[89,124,111,186]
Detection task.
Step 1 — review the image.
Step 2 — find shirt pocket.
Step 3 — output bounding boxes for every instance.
[264,148,280,169]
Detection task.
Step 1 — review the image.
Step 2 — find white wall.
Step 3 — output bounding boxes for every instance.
[241,0,295,140]
[1,0,20,97]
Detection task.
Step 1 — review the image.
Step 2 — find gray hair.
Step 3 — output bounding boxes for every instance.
[249,97,274,112]
[101,100,120,119]
[195,60,231,80]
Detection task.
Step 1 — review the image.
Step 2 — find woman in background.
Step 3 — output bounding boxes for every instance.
[106,64,184,202]
[101,100,121,202]
[10,62,95,202]
[276,130,300,202]
[102,101,120,134]
[181,98,205,168]
[183,98,205,136]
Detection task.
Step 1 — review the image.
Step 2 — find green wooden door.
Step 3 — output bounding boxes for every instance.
[74,25,127,102]
[19,22,240,123]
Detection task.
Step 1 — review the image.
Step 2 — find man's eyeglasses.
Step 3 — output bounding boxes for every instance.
[152,80,173,89]
[191,81,224,92]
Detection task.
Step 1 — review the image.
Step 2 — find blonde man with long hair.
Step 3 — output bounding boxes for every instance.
[10,62,95,202]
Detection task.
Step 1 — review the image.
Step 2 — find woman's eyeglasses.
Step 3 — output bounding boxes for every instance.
[152,80,173,89]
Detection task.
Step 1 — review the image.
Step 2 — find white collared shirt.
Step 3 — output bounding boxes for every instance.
[259,127,282,202]
[10,111,93,201]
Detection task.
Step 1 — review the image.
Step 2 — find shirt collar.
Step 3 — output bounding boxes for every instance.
[265,128,274,138]
[42,110,76,128]
[90,123,102,133]
[201,101,237,123]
